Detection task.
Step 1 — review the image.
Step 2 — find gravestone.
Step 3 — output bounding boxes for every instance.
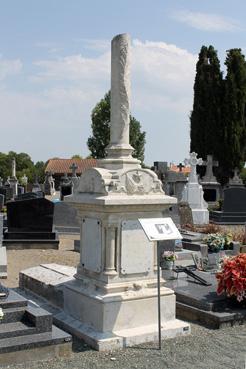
[0,177,3,187]
[229,168,244,187]
[53,201,80,233]
[60,173,72,200]
[70,162,79,190]
[0,186,13,204]
[200,155,221,204]
[0,194,4,211]
[17,185,25,196]
[32,176,42,193]
[3,197,59,249]
[181,152,209,224]
[210,186,246,224]
[153,161,187,201]
[178,201,193,227]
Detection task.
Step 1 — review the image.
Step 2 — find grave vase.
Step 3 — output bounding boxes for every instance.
[161,260,174,270]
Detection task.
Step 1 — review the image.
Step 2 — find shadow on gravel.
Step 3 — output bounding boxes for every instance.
[72,336,95,353]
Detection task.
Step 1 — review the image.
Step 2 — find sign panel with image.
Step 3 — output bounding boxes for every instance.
[138,217,182,242]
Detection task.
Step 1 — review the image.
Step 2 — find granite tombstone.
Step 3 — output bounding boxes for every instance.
[3,197,59,249]
[0,194,4,211]
[210,186,246,224]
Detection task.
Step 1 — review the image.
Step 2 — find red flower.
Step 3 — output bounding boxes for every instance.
[216,254,246,301]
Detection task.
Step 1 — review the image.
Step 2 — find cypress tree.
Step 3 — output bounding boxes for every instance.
[220,48,246,180]
[190,45,223,160]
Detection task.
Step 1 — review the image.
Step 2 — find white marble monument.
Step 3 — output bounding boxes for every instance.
[64,33,190,350]
[9,158,18,197]
[181,152,209,224]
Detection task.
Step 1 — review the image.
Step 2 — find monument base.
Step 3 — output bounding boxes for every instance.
[63,278,190,350]
[56,312,190,351]
[192,208,209,225]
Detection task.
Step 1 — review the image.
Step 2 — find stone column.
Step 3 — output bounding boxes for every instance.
[12,159,16,177]
[106,33,134,159]
[104,225,117,275]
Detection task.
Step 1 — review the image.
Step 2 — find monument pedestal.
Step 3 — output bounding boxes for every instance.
[64,278,188,350]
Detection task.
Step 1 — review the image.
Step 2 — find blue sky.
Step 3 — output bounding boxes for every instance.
[0,0,245,166]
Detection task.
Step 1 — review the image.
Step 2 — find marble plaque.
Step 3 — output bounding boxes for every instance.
[81,218,102,273]
[121,220,153,275]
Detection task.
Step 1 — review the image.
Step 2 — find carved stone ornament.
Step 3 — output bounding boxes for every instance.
[109,169,164,195]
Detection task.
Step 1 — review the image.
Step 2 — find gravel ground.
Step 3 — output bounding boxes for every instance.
[1,234,246,369]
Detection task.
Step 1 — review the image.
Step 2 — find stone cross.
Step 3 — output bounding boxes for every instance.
[184,152,203,184]
[70,163,78,178]
[229,168,243,186]
[106,33,133,159]
[202,155,218,182]
[177,163,185,172]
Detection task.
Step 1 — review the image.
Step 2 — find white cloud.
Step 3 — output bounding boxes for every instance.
[0,57,22,81]
[171,10,241,32]
[32,52,110,83]
[0,38,197,164]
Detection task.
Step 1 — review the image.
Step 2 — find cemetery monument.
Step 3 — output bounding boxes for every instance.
[181,152,209,224]
[64,33,190,349]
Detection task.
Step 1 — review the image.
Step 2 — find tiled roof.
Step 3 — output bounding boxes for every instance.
[45,158,97,175]
[169,164,191,174]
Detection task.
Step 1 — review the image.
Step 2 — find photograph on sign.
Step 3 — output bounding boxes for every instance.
[138,217,182,242]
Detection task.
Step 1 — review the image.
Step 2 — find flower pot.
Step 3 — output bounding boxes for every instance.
[161,260,174,270]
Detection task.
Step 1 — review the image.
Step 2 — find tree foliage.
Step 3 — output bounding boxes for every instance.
[190,46,246,183]
[190,45,223,159]
[221,49,246,179]
[87,91,146,163]
[0,151,45,184]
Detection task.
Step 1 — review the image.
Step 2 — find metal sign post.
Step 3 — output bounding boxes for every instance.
[157,244,161,350]
[138,217,182,351]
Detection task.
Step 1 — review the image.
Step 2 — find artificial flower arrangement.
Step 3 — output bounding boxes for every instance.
[205,233,233,253]
[216,253,246,302]
[161,251,177,262]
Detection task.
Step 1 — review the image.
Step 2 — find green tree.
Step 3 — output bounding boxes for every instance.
[190,46,223,160]
[87,91,146,163]
[71,154,83,160]
[0,151,45,184]
[220,49,246,181]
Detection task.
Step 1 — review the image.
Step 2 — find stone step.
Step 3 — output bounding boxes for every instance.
[0,290,28,309]
[0,326,72,366]
[0,321,36,339]
[1,307,26,323]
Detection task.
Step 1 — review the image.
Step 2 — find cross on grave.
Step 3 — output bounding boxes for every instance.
[229,168,243,186]
[202,155,218,183]
[177,163,185,172]
[61,173,71,184]
[184,152,203,184]
[70,163,78,178]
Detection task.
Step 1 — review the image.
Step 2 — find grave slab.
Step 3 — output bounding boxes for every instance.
[164,271,246,328]
[0,288,72,365]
